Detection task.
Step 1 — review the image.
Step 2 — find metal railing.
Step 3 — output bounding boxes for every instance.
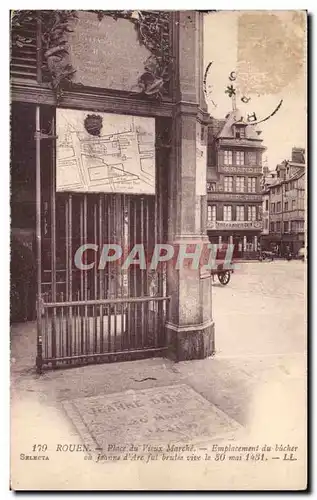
[40,295,170,368]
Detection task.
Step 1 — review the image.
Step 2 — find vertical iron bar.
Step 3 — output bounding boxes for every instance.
[144,199,149,347]
[35,105,43,373]
[107,304,111,352]
[80,198,84,354]
[114,303,117,352]
[65,197,69,360]
[60,293,64,360]
[133,199,137,347]
[77,290,80,356]
[44,307,48,360]
[105,195,109,299]
[140,197,144,348]
[99,196,104,353]
[158,153,164,346]
[127,197,131,349]
[68,194,73,355]
[121,195,125,350]
[51,115,57,365]
[84,194,88,355]
[93,201,98,353]
[154,170,159,347]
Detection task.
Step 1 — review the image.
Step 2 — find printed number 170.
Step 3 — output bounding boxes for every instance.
[32,444,48,452]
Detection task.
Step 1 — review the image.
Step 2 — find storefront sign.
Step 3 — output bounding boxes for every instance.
[207,220,263,230]
[207,193,262,202]
[218,166,262,174]
[56,109,155,194]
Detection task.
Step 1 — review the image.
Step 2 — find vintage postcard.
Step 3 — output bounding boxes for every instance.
[10,9,307,490]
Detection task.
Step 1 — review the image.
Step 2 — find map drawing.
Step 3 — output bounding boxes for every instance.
[56,109,156,194]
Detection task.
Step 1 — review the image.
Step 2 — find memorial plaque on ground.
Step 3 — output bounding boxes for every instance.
[63,384,241,455]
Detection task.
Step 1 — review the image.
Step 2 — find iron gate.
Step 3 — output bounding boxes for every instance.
[36,106,170,371]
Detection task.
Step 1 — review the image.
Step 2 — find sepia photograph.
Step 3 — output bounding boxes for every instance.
[9,8,307,491]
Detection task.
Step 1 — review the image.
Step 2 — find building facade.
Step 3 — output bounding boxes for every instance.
[11,10,214,369]
[261,168,277,237]
[206,109,265,259]
[260,148,306,255]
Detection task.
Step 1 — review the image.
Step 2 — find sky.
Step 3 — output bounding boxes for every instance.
[203,11,307,169]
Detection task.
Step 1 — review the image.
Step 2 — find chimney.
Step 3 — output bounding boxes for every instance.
[291,147,305,164]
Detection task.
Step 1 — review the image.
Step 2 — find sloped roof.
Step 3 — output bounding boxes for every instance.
[288,162,306,169]
[208,118,226,141]
[217,109,262,141]
[289,169,305,182]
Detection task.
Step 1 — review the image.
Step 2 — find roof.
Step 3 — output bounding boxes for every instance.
[265,170,305,191]
[287,161,306,169]
[217,109,263,141]
[289,170,305,182]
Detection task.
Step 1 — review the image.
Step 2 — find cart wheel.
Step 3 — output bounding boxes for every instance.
[218,271,231,285]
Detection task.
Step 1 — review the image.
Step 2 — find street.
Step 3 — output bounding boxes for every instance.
[213,259,306,357]
[11,261,307,490]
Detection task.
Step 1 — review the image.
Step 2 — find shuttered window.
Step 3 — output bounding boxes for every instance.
[11,15,38,81]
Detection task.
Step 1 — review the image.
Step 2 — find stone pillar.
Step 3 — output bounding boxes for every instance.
[165,12,215,361]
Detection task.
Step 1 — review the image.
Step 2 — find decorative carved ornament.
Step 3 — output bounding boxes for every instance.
[11,10,172,103]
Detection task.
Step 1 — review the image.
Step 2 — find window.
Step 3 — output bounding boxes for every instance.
[277,186,281,194]
[236,151,244,165]
[236,177,245,192]
[235,127,245,139]
[284,221,289,233]
[223,205,232,221]
[224,150,233,165]
[270,222,275,232]
[291,221,297,232]
[224,176,233,192]
[265,200,269,211]
[264,219,268,230]
[207,205,216,222]
[248,177,257,192]
[284,201,288,211]
[271,203,275,213]
[248,151,257,165]
[298,220,304,231]
[285,183,289,192]
[248,206,257,221]
[277,202,281,212]
[236,205,245,221]
[292,199,296,210]
[276,221,281,232]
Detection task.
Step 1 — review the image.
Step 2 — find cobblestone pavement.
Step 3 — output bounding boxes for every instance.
[10,261,307,489]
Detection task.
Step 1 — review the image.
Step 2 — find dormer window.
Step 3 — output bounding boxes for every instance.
[234,125,246,139]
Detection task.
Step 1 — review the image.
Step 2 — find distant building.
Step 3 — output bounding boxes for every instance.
[261,169,277,237]
[260,148,306,255]
[206,109,265,259]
